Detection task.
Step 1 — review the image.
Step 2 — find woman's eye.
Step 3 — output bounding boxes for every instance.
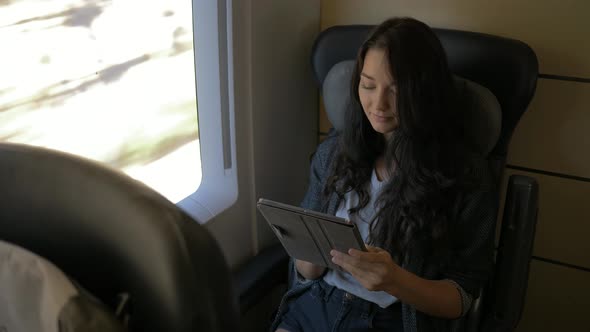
[361,84,375,90]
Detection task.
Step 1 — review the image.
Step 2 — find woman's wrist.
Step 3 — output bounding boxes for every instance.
[385,262,404,297]
[384,264,463,318]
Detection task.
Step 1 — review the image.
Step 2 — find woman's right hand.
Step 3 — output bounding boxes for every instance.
[295,259,326,280]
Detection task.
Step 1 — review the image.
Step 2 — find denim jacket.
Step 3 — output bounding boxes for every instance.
[271,133,498,332]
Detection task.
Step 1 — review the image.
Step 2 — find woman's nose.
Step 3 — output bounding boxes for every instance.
[375,89,390,111]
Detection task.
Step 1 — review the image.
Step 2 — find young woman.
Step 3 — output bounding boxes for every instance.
[272,17,497,332]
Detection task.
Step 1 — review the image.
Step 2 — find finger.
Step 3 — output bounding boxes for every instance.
[348,248,381,262]
[345,245,379,257]
[331,253,365,277]
[365,244,384,253]
[331,249,363,267]
[331,249,357,263]
[336,251,380,277]
[333,249,372,262]
[348,248,369,257]
[330,249,344,256]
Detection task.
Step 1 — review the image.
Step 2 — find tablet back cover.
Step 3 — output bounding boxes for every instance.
[257,200,364,270]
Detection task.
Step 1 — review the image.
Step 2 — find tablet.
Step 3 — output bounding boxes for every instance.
[257,198,367,271]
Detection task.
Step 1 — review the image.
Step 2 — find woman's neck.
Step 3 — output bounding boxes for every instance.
[375,156,389,182]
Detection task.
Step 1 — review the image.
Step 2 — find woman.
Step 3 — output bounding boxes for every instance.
[273,17,497,332]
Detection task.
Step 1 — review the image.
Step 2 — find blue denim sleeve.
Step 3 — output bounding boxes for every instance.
[290,134,339,287]
[300,134,338,211]
[443,187,498,316]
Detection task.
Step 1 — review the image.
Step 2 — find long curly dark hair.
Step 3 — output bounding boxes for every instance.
[324,17,471,264]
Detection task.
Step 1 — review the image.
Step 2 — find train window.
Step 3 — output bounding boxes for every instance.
[0,0,201,203]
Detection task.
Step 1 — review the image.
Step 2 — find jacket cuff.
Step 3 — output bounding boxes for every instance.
[445,279,474,316]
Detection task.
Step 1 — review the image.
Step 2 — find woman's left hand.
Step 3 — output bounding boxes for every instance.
[330,245,399,294]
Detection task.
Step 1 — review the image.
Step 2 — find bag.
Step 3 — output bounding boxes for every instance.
[0,240,126,332]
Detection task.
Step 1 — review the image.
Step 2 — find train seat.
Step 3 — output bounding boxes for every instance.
[237,25,540,332]
[0,143,240,332]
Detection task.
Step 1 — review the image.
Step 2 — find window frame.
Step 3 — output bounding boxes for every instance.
[177,0,237,223]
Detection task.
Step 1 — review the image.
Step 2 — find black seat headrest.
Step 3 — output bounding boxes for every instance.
[312,25,538,158]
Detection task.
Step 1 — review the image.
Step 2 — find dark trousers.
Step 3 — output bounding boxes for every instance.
[276,280,403,332]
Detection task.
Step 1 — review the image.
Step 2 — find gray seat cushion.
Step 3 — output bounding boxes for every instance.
[322,61,501,155]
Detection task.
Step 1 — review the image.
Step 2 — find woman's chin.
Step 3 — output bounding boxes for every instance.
[371,124,397,137]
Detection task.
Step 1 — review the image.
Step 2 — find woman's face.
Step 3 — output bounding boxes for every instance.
[358,48,398,138]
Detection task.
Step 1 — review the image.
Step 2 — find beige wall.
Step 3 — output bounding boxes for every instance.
[320,0,590,330]
[248,0,321,251]
[321,0,590,77]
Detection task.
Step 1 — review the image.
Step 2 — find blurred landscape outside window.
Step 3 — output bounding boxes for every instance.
[0,0,201,203]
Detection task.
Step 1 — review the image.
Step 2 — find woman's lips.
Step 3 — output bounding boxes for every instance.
[372,113,394,122]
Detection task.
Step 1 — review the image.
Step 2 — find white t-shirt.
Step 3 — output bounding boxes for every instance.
[322,169,398,308]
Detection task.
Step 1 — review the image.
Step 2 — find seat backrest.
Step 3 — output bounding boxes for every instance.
[0,143,239,332]
[311,24,539,331]
[484,174,539,331]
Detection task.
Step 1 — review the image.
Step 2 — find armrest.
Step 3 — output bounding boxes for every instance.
[454,175,538,332]
[234,243,289,314]
[482,174,539,332]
